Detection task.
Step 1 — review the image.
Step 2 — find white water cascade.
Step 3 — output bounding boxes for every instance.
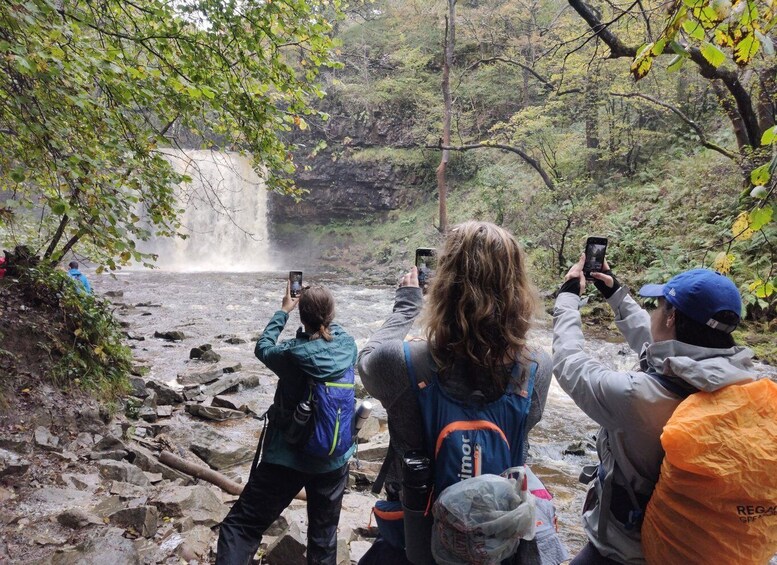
[144,149,273,272]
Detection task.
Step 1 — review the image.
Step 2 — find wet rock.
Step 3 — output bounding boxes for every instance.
[224,336,247,344]
[356,416,381,443]
[349,540,374,563]
[127,376,149,398]
[221,361,242,373]
[98,459,150,486]
[93,496,126,519]
[211,396,250,412]
[146,380,184,405]
[129,364,150,377]
[138,406,157,422]
[0,448,30,478]
[186,404,246,422]
[47,526,139,564]
[110,481,148,499]
[202,373,260,397]
[183,385,204,401]
[34,426,62,452]
[125,333,145,341]
[61,473,100,492]
[564,440,595,456]
[200,349,221,362]
[105,290,124,298]
[177,367,222,386]
[188,426,254,470]
[177,525,215,561]
[156,405,173,418]
[56,508,97,529]
[264,521,306,565]
[154,330,185,341]
[151,484,227,526]
[0,436,32,454]
[109,505,159,538]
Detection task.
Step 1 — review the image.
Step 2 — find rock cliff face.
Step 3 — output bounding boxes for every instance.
[270,104,432,224]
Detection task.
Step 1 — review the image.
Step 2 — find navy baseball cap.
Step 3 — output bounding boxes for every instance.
[638,268,742,333]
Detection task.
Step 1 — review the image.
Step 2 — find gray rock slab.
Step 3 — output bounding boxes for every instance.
[202,373,260,397]
[109,505,159,538]
[177,367,222,386]
[189,428,254,470]
[34,426,62,452]
[185,403,247,421]
[264,521,306,565]
[145,381,184,405]
[0,448,30,478]
[151,484,227,527]
[128,376,149,398]
[45,527,139,565]
[97,459,150,486]
[61,473,101,492]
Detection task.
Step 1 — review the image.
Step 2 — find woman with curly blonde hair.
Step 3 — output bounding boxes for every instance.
[357,221,565,565]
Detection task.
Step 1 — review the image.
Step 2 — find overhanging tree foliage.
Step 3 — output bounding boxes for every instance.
[569,0,776,306]
[0,0,342,269]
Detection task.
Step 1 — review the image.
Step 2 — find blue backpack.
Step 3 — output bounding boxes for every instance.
[404,342,536,495]
[303,366,356,458]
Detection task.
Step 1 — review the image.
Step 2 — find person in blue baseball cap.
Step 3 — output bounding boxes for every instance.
[551,254,759,565]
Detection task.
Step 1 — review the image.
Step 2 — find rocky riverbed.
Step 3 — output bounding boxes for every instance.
[2,269,774,564]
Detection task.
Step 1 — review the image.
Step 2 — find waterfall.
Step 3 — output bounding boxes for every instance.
[143,149,272,272]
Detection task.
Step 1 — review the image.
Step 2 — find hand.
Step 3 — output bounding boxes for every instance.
[281,280,300,313]
[399,266,420,288]
[560,254,586,296]
[591,260,620,299]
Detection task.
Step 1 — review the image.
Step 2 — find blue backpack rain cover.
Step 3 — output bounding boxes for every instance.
[304,366,356,459]
[404,342,536,495]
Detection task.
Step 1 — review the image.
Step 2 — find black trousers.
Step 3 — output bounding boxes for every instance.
[216,461,349,565]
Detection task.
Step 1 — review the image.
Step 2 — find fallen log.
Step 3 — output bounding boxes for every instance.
[158,450,306,500]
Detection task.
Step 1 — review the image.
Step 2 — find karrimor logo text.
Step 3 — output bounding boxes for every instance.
[458,437,473,480]
[736,504,776,523]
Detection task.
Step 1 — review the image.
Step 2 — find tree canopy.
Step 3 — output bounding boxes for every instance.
[0,0,342,269]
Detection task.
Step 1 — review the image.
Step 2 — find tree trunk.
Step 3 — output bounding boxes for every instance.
[437,0,456,234]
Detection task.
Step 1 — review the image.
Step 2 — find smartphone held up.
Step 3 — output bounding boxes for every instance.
[415,248,437,294]
[583,237,608,280]
[289,271,303,298]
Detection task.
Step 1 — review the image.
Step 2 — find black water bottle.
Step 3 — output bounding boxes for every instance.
[284,400,313,447]
[402,449,435,565]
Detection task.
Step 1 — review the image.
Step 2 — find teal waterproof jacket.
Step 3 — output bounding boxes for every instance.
[255,310,357,473]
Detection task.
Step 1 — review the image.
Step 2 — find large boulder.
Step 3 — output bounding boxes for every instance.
[97,460,150,487]
[151,484,227,527]
[188,426,254,470]
[46,527,140,565]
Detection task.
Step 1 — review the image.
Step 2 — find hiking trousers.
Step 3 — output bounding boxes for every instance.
[216,460,349,565]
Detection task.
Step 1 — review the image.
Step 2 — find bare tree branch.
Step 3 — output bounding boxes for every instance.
[425,142,556,190]
[611,92,740,162]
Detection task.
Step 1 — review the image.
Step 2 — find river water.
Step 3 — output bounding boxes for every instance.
[95,269,776,558]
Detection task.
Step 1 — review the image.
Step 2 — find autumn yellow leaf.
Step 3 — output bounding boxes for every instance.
[731,211,754,240]
[713,251,734,274]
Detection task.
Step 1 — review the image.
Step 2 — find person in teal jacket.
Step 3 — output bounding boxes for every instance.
[216,283,357,565]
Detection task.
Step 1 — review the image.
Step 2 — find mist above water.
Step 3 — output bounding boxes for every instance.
[142,149,272,272]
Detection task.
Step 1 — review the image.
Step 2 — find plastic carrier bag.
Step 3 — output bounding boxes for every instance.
[642,378,777,565]
[431,466,536,565]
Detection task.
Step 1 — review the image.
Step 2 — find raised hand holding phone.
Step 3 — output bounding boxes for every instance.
[289,270,303,298]
[415,248,436,294]
[282,279,300,313]
[583,237,608,280]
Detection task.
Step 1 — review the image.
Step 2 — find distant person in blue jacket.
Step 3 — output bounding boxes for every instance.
[67,261,92,294]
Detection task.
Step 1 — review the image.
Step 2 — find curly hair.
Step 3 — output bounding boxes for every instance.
[423,221,539,391]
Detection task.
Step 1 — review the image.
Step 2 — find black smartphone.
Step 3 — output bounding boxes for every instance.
[415,248,437,294]
[583,237,608,279]
[289,270,303,298]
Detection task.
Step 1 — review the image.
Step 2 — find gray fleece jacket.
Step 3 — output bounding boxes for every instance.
[552,286,757,564]
[357,286,553,490]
